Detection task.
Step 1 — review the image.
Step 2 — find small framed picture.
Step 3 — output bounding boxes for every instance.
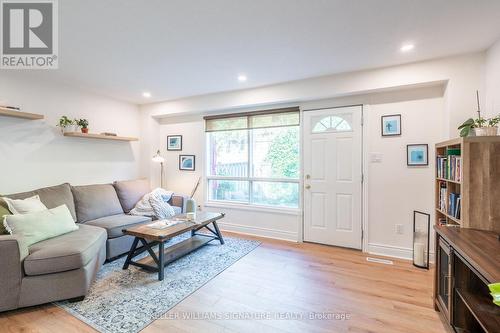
[167,135,182,151]
[179,155,195,171]
[407,144,428,166]
[381,114,402,136]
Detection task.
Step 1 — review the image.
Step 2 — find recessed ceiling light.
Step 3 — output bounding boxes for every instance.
[400,44,415,52]
[142,92,151,98]
[237,74,247,82]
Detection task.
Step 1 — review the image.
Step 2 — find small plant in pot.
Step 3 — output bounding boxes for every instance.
[57,116,76,133]
[76,118,89,134]
[458,116,500,137]
[458,91,499,137]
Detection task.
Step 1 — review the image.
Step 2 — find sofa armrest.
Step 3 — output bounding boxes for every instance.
[170,194,190,213]
[0,235,27,311]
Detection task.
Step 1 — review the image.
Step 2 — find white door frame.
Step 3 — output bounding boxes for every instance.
[300,104,368,252]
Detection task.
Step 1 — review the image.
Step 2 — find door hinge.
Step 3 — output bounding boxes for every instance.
[361,174,364,183]
[362,229,364,240]
[361,115,364,126]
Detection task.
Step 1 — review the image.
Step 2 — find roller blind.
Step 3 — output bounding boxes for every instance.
[204,107,300,132]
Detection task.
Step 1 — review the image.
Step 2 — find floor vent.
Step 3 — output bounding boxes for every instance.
[366,257,394,265]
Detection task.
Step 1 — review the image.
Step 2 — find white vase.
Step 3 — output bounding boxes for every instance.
[62,125,78,133]
[473,127,488,136]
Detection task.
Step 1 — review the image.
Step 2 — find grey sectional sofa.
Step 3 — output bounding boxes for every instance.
[0,180,186,312]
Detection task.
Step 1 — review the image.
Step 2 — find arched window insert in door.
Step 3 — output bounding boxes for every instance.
[312,114,352,133]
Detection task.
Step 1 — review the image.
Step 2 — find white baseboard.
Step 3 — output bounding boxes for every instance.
[218,222,299,242]
[367,243,435,263]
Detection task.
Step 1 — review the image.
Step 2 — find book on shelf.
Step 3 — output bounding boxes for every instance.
[436,148,462,182]
[448,192,461,219]
[438,181,447,213]
[455,197,461,220]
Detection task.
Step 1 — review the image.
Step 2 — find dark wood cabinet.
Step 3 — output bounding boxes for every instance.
[434,225,500,333]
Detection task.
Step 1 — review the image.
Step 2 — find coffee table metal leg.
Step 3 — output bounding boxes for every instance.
[212,221,225,245]
[123,237,139,269]
[158,241,165,281]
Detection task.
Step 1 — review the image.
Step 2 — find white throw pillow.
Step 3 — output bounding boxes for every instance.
[3,205,78,247]
[149,189,176,219]
[1,195,48,215]
[130,188,175,219]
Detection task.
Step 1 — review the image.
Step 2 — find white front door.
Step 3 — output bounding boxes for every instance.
[303,105,363,249]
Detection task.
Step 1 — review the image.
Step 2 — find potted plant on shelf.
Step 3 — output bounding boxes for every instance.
[76,118,89,134]
[57,116,77,133]
[458,91,499,137]
[458,116,500,137]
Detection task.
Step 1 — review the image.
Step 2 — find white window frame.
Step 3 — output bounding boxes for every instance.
[205,127,300,212]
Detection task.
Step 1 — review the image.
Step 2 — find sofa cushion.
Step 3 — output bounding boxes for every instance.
[85,214,152,238]
[72,184,124,223]
[113,179,150,213]
[4,183,77,221]
[24,224,106,276]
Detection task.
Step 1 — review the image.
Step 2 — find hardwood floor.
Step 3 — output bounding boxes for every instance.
[0,232,446,333]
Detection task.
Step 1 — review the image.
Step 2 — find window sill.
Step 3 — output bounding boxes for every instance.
[203,201,301,216]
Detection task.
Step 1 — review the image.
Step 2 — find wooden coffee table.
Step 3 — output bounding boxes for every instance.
[122,212,225,281]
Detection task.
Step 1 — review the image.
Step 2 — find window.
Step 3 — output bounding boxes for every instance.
[206,108,300,208]
[312,114,352,133]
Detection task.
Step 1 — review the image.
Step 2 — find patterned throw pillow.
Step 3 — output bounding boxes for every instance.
[130,188,175,219]
[0,199,11,235]
[149,190,176,219]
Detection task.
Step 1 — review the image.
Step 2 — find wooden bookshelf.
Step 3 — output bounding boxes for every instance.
[435,136,500,233]
[0,107,44,120]
[63,132,138,142]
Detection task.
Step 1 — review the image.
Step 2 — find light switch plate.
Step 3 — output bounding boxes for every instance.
[370,153,383,163]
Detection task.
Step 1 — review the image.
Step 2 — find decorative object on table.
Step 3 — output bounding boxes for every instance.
[381,114,402,136]
[488,283,500,307]
[152,150,165,188]
[413,210,430,269]
[167,135,182,151]
[179,154,195,171]
[57,116,77,133]
[458,91,500,137]
[76,118,89,134]
[185,177,201,217]
[407,144,428,166]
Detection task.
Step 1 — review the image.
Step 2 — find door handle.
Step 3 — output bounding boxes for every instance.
[305,185,311,189]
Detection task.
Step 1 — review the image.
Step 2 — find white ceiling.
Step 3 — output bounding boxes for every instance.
[3,0,500,104]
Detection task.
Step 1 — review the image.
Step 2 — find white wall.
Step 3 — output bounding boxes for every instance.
[0,73,141,194]
[139,52,484,257]
[365,98,444,259]
[485,38,500,117]
[143,52,484,136]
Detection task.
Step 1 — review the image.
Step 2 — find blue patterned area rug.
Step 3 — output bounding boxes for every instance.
[55,235,260,333]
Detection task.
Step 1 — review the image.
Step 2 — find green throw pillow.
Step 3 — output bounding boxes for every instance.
[3,205,78,247]
[0,198,11,235]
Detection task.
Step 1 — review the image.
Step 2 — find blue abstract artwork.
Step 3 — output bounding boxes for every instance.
[381,115,401,136]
